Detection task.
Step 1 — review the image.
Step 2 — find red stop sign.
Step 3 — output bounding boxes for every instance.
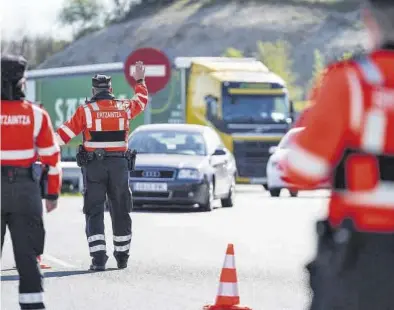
[123,48,172,94]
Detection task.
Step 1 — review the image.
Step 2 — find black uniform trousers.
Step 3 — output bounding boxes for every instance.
[307,219,394,310]
[1,173,45,310]
[82,157,132,266]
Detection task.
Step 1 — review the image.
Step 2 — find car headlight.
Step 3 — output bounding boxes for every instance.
[177,169,202,180]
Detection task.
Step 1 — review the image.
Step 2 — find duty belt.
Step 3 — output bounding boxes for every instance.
[105,152,127,157]
[90,150,126,159]
[76,145,136,170]
[1,166,33,182]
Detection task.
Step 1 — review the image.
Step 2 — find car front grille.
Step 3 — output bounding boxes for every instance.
[132,192,170,198]
[233,140,279,178]
[130,169,175,180]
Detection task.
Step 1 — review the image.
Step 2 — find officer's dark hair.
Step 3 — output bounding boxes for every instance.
[1,54,27,100]
[365,0,394,43]
[92,74,112,94]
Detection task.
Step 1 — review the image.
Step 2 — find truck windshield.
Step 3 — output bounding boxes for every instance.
[222,95,289,123]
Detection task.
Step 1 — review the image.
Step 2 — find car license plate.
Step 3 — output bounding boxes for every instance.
[250,178,267,184]
[133,182,167,192]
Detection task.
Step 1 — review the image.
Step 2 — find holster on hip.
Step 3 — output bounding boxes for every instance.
[312,218,365,276]
[39,165,49,199]
[126,149,137,171]
[76,145,89,167]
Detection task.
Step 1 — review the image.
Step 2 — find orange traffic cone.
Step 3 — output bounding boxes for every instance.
[37,256,51,269]
[203,244,252,310]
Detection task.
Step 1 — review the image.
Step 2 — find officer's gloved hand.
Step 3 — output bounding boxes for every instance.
[45,199,58,213]
[132,61,145,81]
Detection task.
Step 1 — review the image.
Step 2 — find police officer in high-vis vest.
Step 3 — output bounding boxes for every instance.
[282,1,394,309]
[55,61,148,271]
[1,54,62,310]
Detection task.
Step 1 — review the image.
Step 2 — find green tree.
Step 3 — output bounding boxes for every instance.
[222,47,244,58]
[107,0,135,22]
[1,36,69,69]
[307,49,325,93]
[59,0,103,38]
[256,40,302,100]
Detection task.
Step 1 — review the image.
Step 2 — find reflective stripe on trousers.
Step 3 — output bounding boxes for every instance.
[19,292,45,310]
[88,234,106,253]
[113,234,131,253]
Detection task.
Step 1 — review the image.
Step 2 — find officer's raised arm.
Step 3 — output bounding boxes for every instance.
[55,105,86,146]
[124,61,149,119]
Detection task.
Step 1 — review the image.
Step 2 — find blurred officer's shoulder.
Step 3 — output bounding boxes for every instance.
[318,53,367,86]
[326,52,368,73]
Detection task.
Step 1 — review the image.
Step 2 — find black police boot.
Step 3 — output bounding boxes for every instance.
[116,257,128,269]
[89,254,108,271]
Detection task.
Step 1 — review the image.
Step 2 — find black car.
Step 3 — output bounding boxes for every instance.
[127,123,237,211]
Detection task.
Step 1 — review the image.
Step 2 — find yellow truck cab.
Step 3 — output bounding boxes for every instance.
[175,57,295,188]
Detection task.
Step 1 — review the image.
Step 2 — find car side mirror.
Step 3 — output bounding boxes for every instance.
[212,148,226,156]
[268,146,278,154]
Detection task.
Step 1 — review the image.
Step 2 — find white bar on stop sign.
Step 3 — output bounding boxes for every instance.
[129,65,166,77]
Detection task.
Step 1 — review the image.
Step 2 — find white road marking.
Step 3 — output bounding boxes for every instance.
[129,65,166,77]
[42,254,76,268]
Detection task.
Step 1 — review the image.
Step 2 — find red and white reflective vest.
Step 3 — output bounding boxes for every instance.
[55,82,148,152]
[282,50,394,233]
[1,100,62,197]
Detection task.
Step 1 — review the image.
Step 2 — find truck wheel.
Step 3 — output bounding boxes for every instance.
[221,177,235,208]
[289,190,298,197]
[200,181,214,212]
[262,184,269,191]
[269,189,281,197]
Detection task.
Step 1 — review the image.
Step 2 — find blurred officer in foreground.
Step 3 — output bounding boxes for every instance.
[282,0,394,309]
[55,61,148,271]
[1,55,62,310]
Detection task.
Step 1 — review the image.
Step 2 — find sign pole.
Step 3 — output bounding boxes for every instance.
[180,68,186,123]
[144,96,152,125]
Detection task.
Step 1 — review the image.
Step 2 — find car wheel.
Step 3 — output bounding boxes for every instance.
[289,190,298,197]
[221,177,235,208]
[200,181,214,212]
[269,189,281,197]
[262,184,269,191]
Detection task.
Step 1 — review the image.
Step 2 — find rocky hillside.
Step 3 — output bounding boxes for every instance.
[38,0,366,91]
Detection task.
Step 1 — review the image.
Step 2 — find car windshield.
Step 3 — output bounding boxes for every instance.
[222,94,290,123]
[278,128,304,149]
[129,130,207,156]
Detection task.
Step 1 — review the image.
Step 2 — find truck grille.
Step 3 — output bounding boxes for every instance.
[233,140,279,178]
[130,169,175,179]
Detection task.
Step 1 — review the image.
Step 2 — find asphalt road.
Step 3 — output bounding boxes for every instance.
[1,186,329,310]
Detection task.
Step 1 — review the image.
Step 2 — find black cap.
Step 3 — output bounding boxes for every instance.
[92,74,111,89]
[1,54,27,83]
